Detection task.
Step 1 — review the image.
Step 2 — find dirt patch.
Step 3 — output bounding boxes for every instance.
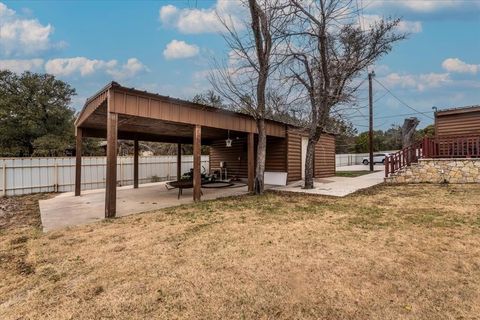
[0,194,52,299]
[0,185,479,319]
[0,193,51,230]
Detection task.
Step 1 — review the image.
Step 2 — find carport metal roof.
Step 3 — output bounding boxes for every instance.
[75,82,287,144]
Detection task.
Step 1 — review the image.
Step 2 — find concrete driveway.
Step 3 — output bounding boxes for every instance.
[336,164,385,171]
[272,166,385,197]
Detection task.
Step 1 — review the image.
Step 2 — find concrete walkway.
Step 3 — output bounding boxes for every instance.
[272,168,385,197]
[336,164,384,172]
[39,182,248,232]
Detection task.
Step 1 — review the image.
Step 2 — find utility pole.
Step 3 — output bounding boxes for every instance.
[368,71,375,172]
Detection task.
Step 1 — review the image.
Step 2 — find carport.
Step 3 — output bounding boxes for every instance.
[74,82,287,218]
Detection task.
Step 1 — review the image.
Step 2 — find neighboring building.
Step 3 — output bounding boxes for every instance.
[435,105,480,137]
[385,104,480,184]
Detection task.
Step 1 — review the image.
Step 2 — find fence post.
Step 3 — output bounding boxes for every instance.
[119,157,124,186]
[54,161,58,192]
[2,161,6,197]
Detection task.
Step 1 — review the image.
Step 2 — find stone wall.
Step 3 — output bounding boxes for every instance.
[385,159,480,184]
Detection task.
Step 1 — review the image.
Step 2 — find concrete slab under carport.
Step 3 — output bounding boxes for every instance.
[39,182,248,232]
[40,164,384,231]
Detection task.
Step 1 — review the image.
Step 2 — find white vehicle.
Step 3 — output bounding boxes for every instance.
[362,153,390,165]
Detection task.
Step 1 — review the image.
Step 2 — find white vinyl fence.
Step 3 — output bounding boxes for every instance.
[0,155,209,196]
[335,151,398,167]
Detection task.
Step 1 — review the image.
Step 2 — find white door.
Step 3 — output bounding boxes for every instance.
[301,137,309,179]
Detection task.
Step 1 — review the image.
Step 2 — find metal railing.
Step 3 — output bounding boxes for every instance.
[385,134,480,177]
[423,135,480,158]
[385,140,423,178]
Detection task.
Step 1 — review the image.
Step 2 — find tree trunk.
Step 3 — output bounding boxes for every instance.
[304,138,316,189]
[254,118,266,195]
[401,117,420,148]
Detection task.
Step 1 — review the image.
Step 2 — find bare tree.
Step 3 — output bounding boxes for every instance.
[210,0,290,194]
[284,0,405,189]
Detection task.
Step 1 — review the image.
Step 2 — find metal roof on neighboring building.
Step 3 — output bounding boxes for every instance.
[436,105,480,116]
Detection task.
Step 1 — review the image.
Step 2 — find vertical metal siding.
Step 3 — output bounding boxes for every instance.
[110,89,286,137]
[0,156,208,196]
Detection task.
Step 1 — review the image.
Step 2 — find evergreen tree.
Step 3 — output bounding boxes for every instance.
[0,70,76,157]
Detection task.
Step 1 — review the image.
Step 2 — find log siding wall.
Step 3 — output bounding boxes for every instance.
[287,128,336,182]
[286,129,302,182]
[209,136,287,179]
[209,137,249,179]
[314,135,336,178]
[436,108,480,137]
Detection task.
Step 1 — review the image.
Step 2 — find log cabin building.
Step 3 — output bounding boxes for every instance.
[74,82,336,217]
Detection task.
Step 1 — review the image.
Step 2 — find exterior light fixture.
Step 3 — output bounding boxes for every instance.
[226,130,232,147]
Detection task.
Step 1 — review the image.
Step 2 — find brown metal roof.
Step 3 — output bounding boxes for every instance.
[436,105,480,116]
[75,82,336,143]
[76,81,292,128]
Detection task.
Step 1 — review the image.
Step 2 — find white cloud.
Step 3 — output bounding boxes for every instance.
[397,20,422,33]
[366,0,479,13]
[163,40,199,60]
[44,57,147,79]
[45,57,117,76]
[0,53,148,79]
[382,72,451,91]
[442,58,479,75]
[0,58,43,73]
[158,0,246,34]
[361,14,422,33]
[159,4,178,24]
[0,2,14,16]
[0,2,57,56]
[107,58,149,79]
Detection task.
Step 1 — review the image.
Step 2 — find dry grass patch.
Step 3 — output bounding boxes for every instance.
[1,184,480,319]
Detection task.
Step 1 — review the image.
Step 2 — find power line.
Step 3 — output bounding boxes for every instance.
[352,88,389,111]
[373,78,435,120]
[346,111,433,120]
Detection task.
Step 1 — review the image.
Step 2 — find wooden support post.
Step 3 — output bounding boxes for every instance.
[75,127,82,196]
[193,125,202,202]
[385,156,389,178]
[247,132,254,192]
[133,139,139,188]
[105,111,118,218]
[177,143,182,180]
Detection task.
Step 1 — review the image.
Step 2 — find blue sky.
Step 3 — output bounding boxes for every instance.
[0,0,479,131]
